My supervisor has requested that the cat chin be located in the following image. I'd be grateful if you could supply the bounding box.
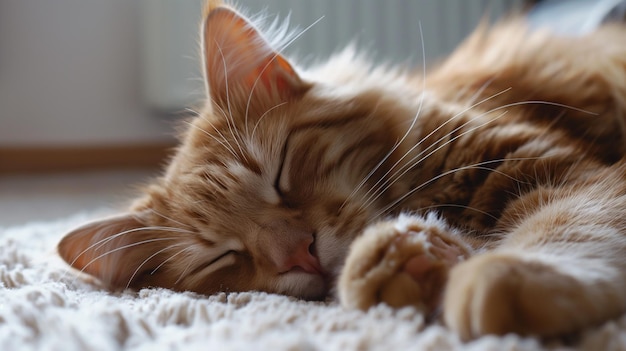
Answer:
[274,272,329,300]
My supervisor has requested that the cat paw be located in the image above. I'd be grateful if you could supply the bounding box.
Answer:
[338,215,470,314]
[444,254,595,339]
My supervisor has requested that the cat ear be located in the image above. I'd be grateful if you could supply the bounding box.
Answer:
[201,6,307,111]
[57,211,175,289]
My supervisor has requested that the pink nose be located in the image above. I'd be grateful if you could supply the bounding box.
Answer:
[280,239,324,275]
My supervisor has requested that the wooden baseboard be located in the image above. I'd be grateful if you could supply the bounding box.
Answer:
[0,142,177,174]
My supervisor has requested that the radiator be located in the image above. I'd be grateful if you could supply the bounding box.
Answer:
[141,0,523,111]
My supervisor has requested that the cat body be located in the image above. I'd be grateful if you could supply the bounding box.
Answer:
[58,0,626,339]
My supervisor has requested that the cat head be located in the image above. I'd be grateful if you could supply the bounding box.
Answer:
[57,0,422,299]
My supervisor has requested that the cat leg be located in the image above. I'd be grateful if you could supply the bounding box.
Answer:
[444,188,626,339]
[338,214,472,315]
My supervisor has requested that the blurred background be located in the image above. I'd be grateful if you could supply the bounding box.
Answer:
[0,0,522,151]
[7,0,624,225]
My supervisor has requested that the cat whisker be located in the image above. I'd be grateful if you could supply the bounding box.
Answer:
[243,15,325,136]
[467,78,495,105]
[66,225,194,271]
[58,225,193,284]
[175,249,201,285]
[341,22,427,211]
[125,243,188,289]
[361,95,597,214]
[358,87,513,213]
[150,246,196,277]
[380,110,511,194]
[372,156,548,220]
[414,204,500,222]
[70,237,180,287]
[490,100,598,116]
[360,109,511,213]
[364,95,593,211]
[474,231,507,241]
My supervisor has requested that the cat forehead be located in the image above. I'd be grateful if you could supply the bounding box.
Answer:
[171,161,281,215]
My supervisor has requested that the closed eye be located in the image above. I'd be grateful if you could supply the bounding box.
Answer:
[210,250,236,265]
[274,142,288,198]
[190,250,236,276]
[274,134,294,204]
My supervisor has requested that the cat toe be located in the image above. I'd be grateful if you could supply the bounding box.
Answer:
[338,216,470,314]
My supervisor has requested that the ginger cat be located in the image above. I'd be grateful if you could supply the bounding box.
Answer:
[58,0,626,340]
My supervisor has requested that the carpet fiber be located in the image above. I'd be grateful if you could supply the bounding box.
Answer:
[1,211,625,350]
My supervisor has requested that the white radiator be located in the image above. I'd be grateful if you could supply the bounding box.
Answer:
[141,0,523,111]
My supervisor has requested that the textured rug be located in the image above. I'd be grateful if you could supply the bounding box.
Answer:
[1,211,625,351]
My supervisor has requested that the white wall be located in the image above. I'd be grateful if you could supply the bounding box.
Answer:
[0,0,175,146]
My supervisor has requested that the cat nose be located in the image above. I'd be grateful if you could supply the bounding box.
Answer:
[279,239,324,275]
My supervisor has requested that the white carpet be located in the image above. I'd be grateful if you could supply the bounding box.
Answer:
[1,211,625,351]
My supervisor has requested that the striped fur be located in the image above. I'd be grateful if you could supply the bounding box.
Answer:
[59,1,626,339]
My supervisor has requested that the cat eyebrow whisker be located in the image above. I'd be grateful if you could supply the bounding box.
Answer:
[195,104,244,160]
[206,97,228,117]
[184,107,200,116]
[215,40,249,163]
[250,102,288,140]
[243,15,325,137]
[184,120,240,159]
[341,22,427,212]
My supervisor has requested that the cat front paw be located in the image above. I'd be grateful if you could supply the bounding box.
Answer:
[338,214,470,315]
[444,254,597,339]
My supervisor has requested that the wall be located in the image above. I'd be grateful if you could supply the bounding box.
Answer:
[0,0,522,147]
[142,0,523,111]
[0,0,174,146]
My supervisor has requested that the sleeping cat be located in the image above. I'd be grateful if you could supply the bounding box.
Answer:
[58,0,626,340]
